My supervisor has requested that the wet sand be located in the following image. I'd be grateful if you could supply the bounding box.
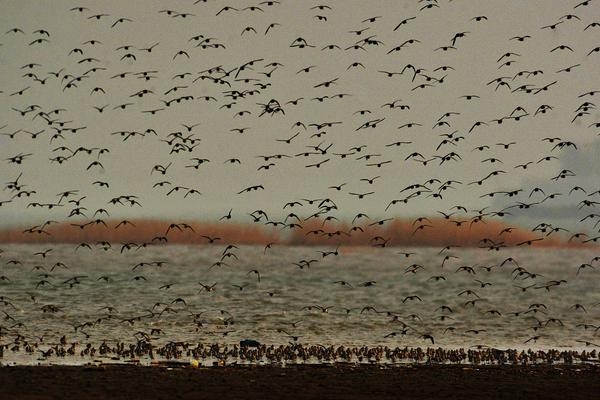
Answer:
[1,364,599,400]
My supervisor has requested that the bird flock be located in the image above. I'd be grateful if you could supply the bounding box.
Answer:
[1,0,600,365]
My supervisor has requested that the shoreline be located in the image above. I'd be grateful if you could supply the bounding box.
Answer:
[0,217,585,248]
[2,344,599,367]
[0,364,599,399]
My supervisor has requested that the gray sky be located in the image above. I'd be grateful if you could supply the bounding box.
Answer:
[1,0,599,232]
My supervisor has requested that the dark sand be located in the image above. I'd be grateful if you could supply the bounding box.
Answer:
[1,364,599,400]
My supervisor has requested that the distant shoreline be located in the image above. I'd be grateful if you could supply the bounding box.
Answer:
[0,218,592,248]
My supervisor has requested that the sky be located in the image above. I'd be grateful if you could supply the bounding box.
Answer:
[1,0,599,235]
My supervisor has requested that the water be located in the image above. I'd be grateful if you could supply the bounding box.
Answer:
[0,244,599,365]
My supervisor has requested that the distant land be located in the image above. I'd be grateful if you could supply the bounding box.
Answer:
[0,218,592,248]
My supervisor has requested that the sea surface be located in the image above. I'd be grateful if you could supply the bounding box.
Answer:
[0,244,599,365]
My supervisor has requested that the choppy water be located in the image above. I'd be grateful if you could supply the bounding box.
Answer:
[1,244,599,365]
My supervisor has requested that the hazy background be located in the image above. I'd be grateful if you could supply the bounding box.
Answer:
[1,0,599,233]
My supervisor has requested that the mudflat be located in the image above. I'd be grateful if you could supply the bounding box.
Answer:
[0,364,599,400]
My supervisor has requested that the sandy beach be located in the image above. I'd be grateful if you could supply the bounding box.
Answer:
[1,364,599,400]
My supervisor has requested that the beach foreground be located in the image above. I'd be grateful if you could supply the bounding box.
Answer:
[1,364,599,400]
